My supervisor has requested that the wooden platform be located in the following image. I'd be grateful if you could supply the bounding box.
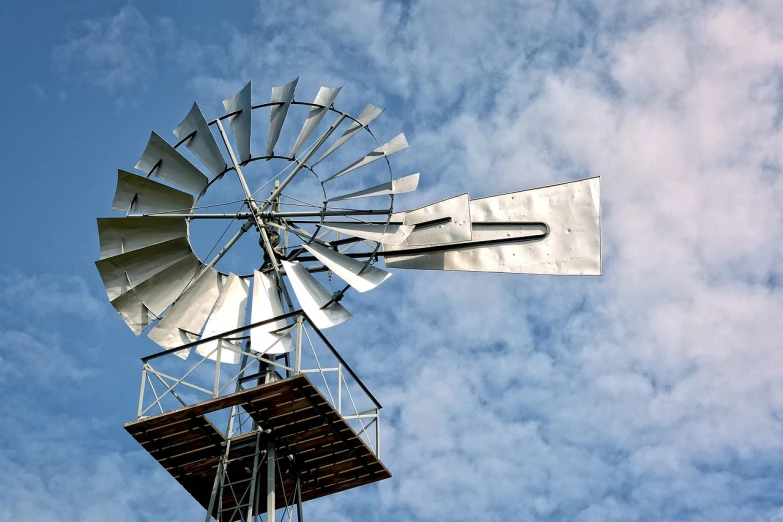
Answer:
[125,374,390,515]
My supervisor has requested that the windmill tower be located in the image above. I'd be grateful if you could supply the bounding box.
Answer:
[95,79,601,521]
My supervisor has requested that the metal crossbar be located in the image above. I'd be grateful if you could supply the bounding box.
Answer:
[135,310,382,457]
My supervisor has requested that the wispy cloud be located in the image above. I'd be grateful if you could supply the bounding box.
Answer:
[51,5,175,92]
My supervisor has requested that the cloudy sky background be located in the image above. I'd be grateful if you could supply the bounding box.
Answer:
[2,0,783,520]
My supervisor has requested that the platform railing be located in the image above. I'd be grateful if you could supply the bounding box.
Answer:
[135,310,382,456]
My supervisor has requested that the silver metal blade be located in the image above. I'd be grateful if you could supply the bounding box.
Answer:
[95,237,193,301]
[388,193,472,247]
[267,78,298,156]
[97,217,187,260]
[320,222,413,246]
[126,254,202,317]
[383,177,602,275]
[290,86,342,157]
[328,173,420,201]
[173,102,228,178]
[324,133,408,182]
[108,291,153,335]
[135,131,209,195]
[197,273,249,364]
[112,170,194,214]
[222,81,252,163]
[302,242,391,293]
[312,103,384,167]
[147,267,225,355]
[281,260,351,329]
[250,271,293,355]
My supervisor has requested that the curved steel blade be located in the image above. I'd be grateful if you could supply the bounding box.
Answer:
[302,242,391,293]
[95,237,193,301]
[222,81,252,163]
[328,173,420,201]
[267,78,298,156]
[109,291,153,336]
[173,102,228,177]
[112,170,194,214]
[125,254,202,317]
[281,260,351,329]
[312,103,384,167]
[135,132,209,195]
[147,267,224,356]
[324,133,408,182]
[98,217,187,259]
[290,86,342,157]
[320,222,413,246]
[197,273,249,364]
[384,177,602,275]
[250,271,293,355]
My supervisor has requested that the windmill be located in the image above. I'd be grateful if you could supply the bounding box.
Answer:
[95,79,601,522]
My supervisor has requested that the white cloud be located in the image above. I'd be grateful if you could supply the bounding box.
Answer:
[0,271,105,321]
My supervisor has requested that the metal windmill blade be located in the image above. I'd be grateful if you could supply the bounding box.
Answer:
[312,103,384,166]
[250,271,293,355]
[173,102,228,177]
[97,217,188,259]
[135,132,209,195]
[319,222,414,245]
[222,81,252,163]
[323,133,408,182]
[147,267,225,356]
[328,173,420,201]
[290,86,342,157]
[112,170,195,214]
[302,242,391,293]
[267,78,298,156]
[282,260,351,329]
[196,273,248,364]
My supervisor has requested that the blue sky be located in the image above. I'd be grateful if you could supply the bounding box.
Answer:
[2,1,783,521]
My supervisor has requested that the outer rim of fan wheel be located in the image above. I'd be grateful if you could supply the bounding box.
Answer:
[174,100,396,288]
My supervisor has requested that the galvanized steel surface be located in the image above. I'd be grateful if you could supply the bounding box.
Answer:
[388,193,473,247]
[320,222,414,245]
[95,236,193,301]
[147,267,225,354]
[328,173,420,201]
[266,78,298,156]
[111,170,194,214]
[221,81,252,163]
[290,86,342,157]
[312,103,384,167]
[135,132,209,195]
[384,177,601,275]
[281,260,352,329]
[97,217,187,259]
[250,271,293,355]
[303,242,392,293]
[173,102,227,177]
[196,273,249,364]
[324,133,408,181]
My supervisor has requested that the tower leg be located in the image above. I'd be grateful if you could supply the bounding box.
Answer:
[267,436,276,520]
[296,472,304,522]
